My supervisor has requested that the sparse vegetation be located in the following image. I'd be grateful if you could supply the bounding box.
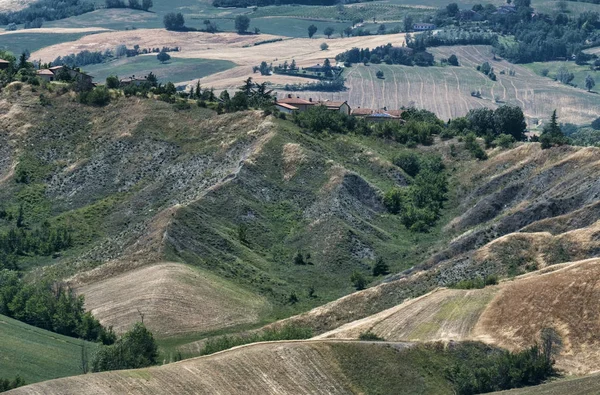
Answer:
[200,325,313,355]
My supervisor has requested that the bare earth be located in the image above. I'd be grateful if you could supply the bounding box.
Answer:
[7,340,405,395]
[76,262,269,337]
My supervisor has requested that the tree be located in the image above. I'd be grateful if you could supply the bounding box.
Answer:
[378,24,386,34]
[128,0,140,9]
[540,110,568,149]
[235,15,250,34]
[141,0,152,11]
[446,2,459,16]
[290,59,297,71]
[105,75,119,89]
[258,61,270,75]
[320,42,329,51]
[376,70,384,79]
[403,15,414,32]
[92,322,158,372]
[556,66,574,85]
[494,105,527,141]
[393,151,421,177]
[350,271,367,290]
[372,257,390,276]
[157,51,170,63]
[324,26,334,38]
[592,117,600,130]
[585,74,595,92]
[293,251,305,265]
[343,26,353,37]
[163,12,185,31]
[308,24,317,38]
[467,107,495,136]
[448,54,459,66]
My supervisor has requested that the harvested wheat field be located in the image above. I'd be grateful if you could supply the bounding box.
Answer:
[6,341,401,395]
[0,0,34,12]
[276,45,600,124]
[316,287,497,342]
[75,262,269,337]
[475,258,600,374]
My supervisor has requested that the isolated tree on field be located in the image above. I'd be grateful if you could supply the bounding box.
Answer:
[259,61,270,75]
[308,24,318,38]
[372,257,390,276]
[235,15,250,34]
[556,66,574,85]
[324,26,335,38]
[376,70,384,79]
[141,0,152,11]
[448,54,459,66]
[585,74,595,92]
[157,50,170,63]
[293,251,305,265]
[320,42,329,51]
[343,26,353,37]
[163,12,185,31]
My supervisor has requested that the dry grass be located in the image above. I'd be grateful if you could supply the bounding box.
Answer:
[8,341,358,395]
[75,262,269,337]
[0,0,34,12]
[0,27,110,35]
[475,258,600,374]
[282,143,306,181]
[316,287,497,342]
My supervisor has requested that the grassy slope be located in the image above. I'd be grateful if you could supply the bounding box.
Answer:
[0,314,99,384]
[82,56,236,84]
[0,32,100,56]
[523,61,599,95]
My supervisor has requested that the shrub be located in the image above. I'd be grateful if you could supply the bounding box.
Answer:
[372,257,390,276]
[320,42,329,51]
[80,86,111,106]
[359,331,385,341]
[92,322,158,372]
[393,151,421,177]
[350,270,367,290]
[494,133,515,149]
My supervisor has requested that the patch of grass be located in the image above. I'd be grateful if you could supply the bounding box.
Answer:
[83,56,236,85]
[0,314,99,384]
[524,61,599,93]
[200,324,313,355]
[0,32,101,55]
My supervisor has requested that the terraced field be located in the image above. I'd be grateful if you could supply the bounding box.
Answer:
[0,314,99,384]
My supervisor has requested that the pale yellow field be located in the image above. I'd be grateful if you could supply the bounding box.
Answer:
[76,262,269,337]
[8,341,362,395]
[0,0,34,12]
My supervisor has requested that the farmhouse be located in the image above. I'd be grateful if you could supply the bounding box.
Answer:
[36,65,93,83]
[0,59,10,70]
[351,108,404,123]
[276,95,351,115]
[275,102,299,114]
[119,75,149,86]
[413,23,436,31]
[319,100,351,115]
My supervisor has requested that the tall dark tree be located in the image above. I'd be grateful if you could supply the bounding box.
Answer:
[308,24,318,38]
[235,15,250,34]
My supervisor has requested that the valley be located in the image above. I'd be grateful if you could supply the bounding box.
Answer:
[1,0,600,393]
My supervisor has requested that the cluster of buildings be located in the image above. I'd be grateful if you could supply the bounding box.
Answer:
[36,65,93,83]
[275,95,404,123]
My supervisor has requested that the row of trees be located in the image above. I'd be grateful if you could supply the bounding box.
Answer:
[105,0,153,11]
[336,44,434,67]
[0,0,95,25]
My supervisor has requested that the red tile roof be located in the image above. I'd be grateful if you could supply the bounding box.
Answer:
[318,101,347,109]
[37,69,55,75]
[276,103,299,110]
[351,108,375,116]
[278,97,314,105]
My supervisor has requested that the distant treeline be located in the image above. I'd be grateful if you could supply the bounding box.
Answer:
[0,0,95,26]
[51,46,179,68]
[407,31,497,50]
[105,0,153,11]
[283,77,346,92]
[336,44,434,66]
[213,0,337,7]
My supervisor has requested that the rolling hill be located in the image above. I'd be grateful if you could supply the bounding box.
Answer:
[0,314,99,384]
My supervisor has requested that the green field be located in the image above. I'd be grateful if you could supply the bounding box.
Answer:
[0,314,99,384]
[0,32,102,56]
[83,56,236,84]
[523,61,599,93]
